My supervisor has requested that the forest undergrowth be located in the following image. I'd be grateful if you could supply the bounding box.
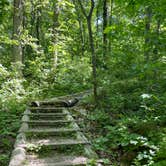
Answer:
[0,0,165,165]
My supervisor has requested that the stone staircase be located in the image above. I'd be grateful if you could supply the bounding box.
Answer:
[9,100,102,166]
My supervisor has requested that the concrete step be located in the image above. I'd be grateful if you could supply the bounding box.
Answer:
[29,107,65,113]
[23,120,79,128]
[28,120,77,129]
[29,115,66,121]
[24,112,68,116]
[25,128,81,134]
[23,119,74,124]
[20,137,89,148]
[25,154,88,166]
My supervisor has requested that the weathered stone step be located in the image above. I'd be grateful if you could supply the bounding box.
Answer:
[28,120,76,128]
[29,115,66,120]
[20,138,89,148]
[29,107,65,110]
[26,133,77,139]
[23,120,79,125]
[25,128,81,134]
[24,112,68,116]
[25,154,88,166]
[29,107,65,113]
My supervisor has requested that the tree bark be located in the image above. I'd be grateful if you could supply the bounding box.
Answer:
[13,0,24,63]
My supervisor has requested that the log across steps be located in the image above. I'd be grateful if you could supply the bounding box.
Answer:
[9,99,103,166]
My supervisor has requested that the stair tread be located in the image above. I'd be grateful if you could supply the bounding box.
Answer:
[29,107,66,110]
[24,113,67,116]
[26,154,88,166]
[22,137,89,147]
[23,120,75,123]
[25,128,80,133]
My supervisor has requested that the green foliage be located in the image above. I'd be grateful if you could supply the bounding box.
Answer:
[0,154,8,166]
[0,0,165,165]
[0,110,21,166]
[0,63,25,110]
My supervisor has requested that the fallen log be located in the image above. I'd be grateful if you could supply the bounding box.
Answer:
[31,98,79,107]
[30,90,92,107]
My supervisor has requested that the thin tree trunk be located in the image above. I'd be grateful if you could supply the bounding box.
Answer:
[96,0,101,49]
[79,20,85,57]
[13,0,23,63]
[153,18,161,59]
[108,0,114,53]
[96,5,99,35]
[36,2,41,45]
[103,0,108,59]
[72,0,85,57]
[30,0,35,35]
[144,6,152,62]
[78,0,98,104]
[36,13,40,45]
[22,1,26,63]
[52,1,60,68]
[87,19,97,103]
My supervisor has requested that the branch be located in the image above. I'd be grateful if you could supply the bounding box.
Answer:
[88,0,95,19]
[78,0,95,19]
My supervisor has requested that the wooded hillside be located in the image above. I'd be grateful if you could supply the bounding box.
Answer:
[0,0,165,165]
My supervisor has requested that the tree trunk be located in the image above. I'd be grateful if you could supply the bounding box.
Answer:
[96,0,101,49]
[108,0,114,54]
[87,19,97,104]
[153,18,161,59]
[96,5,99,35]
[22,1,26,63]
[13,0,23,63]
[103,0,108,59]
[72,0,85,57]
[79,20,85,57]
[36,10,40,45]
[30,0,35,35]
[144,6,152,62]
[52,1,60,68]
[36,0,42,45]
[78,0,98,104]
